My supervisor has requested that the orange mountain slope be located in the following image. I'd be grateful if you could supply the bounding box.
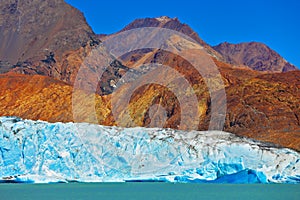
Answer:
[1,62,300,151]
[0,1,300,151]
[0,73,111,124]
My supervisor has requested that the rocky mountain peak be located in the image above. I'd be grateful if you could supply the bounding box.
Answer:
[121,16,201,43]
[0,0,108,85]
[0,0,96,65]
[155,16,174,23]
[120,16,224,60]
[213,42,297,72]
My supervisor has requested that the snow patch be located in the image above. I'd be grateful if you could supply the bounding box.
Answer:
[155,16,172,23]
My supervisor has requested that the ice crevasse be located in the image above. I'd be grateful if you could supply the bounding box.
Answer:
[0,116,299,183]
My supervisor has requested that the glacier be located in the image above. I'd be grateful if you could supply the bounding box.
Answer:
[0,116,299,184]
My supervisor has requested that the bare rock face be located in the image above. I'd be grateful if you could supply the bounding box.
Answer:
[213,42,297,72]
[0,0,105,84]
[112,16,224,60]
[0,0,95,63]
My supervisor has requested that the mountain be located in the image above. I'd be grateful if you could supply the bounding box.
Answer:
[0,0,121,87]
[106,16,298,73]
[97,17,300,150]
[0,0,94,64]
[0,1,300,152]
[1,117,299,183]
[101,16,224,60]
[213,42,297,72]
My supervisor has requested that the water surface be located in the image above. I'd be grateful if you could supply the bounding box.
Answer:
[0,183,299,200]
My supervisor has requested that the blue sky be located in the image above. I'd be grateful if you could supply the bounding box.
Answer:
[66,0,299,68]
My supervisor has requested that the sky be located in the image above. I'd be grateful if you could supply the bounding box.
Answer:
[65,0,300,68]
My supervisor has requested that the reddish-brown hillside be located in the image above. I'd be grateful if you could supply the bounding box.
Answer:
[0,2,299,151]
[213,42,297,72]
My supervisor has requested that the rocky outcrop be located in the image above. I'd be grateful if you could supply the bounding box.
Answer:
[0,0,96,63]
[213,42,297,72]
[0,0,122,90]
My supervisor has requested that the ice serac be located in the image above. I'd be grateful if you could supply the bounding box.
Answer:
[0,117,299,184]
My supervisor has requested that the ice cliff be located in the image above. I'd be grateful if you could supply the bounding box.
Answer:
[0,117,299,183]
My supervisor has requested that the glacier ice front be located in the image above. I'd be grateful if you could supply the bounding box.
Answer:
[0,116,299,183]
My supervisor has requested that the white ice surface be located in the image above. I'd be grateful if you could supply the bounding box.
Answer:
[0,117,299,183]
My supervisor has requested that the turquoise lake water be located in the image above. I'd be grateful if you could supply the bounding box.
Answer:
[0,183,299,200]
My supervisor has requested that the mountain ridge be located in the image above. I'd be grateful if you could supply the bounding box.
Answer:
[0,0,96,64]
[104,16,224,61]
[99,15,298,72]
[0,1,300,151]
[0,0,116,87]
[213,41,297,72]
